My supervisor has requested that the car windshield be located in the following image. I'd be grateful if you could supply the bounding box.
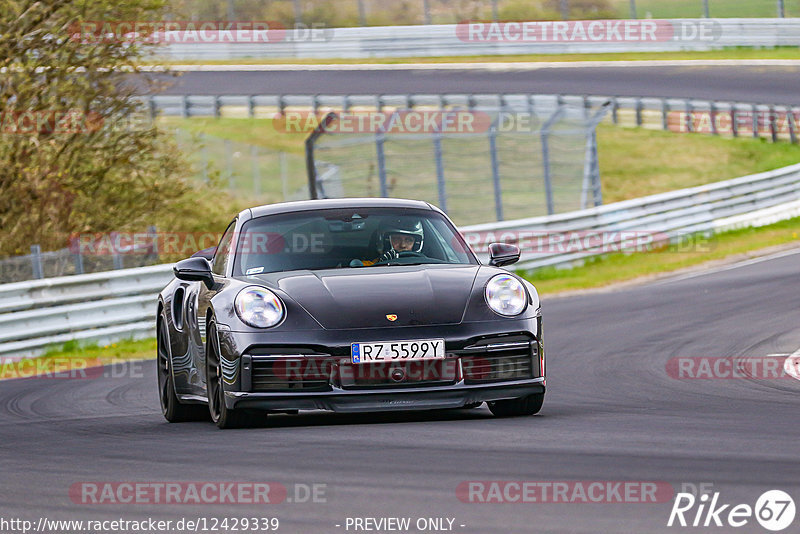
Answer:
[233,207,477,276]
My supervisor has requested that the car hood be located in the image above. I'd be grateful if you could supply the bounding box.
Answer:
[250,265,481,329]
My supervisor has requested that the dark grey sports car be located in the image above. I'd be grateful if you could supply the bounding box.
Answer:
[157,198,545,428]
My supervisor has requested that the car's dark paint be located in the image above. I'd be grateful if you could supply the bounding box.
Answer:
[158,198,545,424]
[488,242,521,267]
[174,257,215,289]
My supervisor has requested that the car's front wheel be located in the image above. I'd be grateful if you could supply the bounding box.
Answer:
[157,319,207,423]
[206,321,261,429]
[487,393,544,417]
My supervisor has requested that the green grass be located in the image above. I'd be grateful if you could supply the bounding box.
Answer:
[153,47,800,65]
[0,338,156,380]
[608,0,793,18]
[523,216,800,294]
[597,124,800,203]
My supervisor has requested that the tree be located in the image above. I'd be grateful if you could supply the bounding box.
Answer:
[0,0,189,255]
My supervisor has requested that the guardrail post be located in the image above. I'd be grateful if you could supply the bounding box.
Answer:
[559,0,569,20]
[112,249,123,270]
[213,95,221,118]
[423,0,431,24]
[433,127,447,212]
[778,0,785,17]
[635,97,643,126]
[292,0,302,25]
[752,104,759,139]
[629,0,637,19]
[540,108,564,216]
[312,94,320,115]
[73,248,84,275]
[611,97,619,124]
[488,121,503,221]
[732,105,739,137]
[181,95,189,118]
[710,101,718,136]
[278,95,286,116]
[305,112,337,199]
[358,0,367,26]
[661,98,668,131]
[769,106,778,142]
[703,0,710,17]
[788,108,798,144]
[30,245,43,280]
[375,130,388,197]
[148,97,157,120]
[248,95,256,118]
[582,102,610,209]
[148,225,158,262]
[685,100,693,132]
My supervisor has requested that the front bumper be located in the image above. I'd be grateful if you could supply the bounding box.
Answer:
[217,317,545,412]
[226,379,545,412]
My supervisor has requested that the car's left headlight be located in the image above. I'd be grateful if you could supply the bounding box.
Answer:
[235,286,284,328]
[485,274,527,317]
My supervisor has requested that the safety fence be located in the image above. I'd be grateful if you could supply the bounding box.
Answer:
[304,101,608,226]
[174,0,797,28]
[2,161,799,360]
[156,18,800,60]
[148,93,800,144]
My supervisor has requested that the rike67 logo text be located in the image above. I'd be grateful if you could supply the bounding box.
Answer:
[668,489,795,531]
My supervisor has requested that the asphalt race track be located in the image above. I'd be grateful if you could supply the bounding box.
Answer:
[152,65,800,105]
[2,249,799,533]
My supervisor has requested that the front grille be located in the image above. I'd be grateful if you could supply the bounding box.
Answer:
[251,356,335,392]
[340,359,458,390]
[458,337,537,384]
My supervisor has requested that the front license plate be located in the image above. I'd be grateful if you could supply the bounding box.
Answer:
[351,339,445,364]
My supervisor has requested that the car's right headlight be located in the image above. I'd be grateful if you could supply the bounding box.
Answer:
[485,274,527,317]
[234,286,284,328]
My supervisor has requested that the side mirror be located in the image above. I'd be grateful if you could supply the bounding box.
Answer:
[174,257,215,289]
[191,246,216,260]
[488,242,520,267]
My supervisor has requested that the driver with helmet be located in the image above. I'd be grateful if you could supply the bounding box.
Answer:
[358,219,424,266]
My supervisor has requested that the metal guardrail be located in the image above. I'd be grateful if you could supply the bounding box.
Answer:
[2,162,799,360]
[148,93,800,144]
[463,163,800,269]
[157,19,800,60]
[0,265,173,360]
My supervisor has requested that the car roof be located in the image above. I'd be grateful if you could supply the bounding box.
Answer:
[245,198,437,219]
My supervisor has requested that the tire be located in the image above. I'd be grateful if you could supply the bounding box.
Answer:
[487,393,544,417]
[206,321,253,429]
[157,318,207,423]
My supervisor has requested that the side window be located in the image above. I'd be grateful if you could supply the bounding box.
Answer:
[211,221,236,276]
